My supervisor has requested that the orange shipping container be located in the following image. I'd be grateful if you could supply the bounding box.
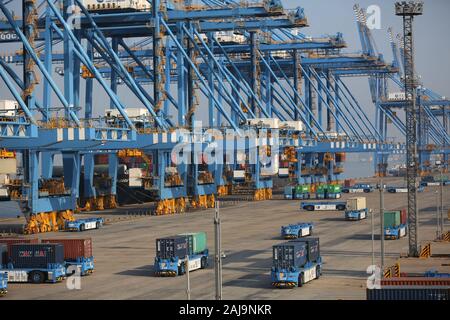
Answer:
[41,238,93,260]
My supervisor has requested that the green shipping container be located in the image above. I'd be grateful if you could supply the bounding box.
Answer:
[384,211,401,228]
[316,185,326,193]
[327,184,341,193]
[178,232,207,254]
[295,185,309,194]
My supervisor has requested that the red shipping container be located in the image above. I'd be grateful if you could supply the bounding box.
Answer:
[381,277,450,287]
[344,179,355,187]
[0,238,39,258]
[41,238,93,260]
[400,209,407,225]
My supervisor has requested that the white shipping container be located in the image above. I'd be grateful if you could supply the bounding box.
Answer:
[278,168,289,176]
[128,168,143,187]
[279,121,304,131]
[388,92,406,101]
[0,99,18,117]
[248,118,279,129]
[105,108,150,119]
[346,197,366,211]
[82,0,151,11]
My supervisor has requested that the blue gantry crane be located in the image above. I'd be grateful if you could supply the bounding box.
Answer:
[0,0,437,234]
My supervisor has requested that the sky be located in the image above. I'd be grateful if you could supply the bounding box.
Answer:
[0,0,449,141]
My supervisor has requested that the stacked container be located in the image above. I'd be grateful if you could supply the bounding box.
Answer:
[178,232,207,255]
[384,211,401,228]
[294,185,310,198]
[273,241,308,269]
[41,238,93,261]
[290,237,320,263]
[346,197,367,211]
[156,236,189,259]
[0,238,39,261]
[315,185,326,199]
[284,186,294,199]
[8,244,64,269]
[400,209,407,225]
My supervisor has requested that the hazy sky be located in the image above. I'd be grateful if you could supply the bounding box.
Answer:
[0,0,448,138]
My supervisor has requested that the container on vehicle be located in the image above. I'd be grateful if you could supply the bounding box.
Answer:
[284,186,294,197]
[272,242,307,269]
[290,237,320,263]
[344,179,355,187]
[0,238,39,259]
[156,236,189,259]
[384,211,401,228]
[178,232,207,254]
[400,209,407,225]
[295,185,309,194]
[316,185,326,194]
[41,238,93,260]
[327,184,341,193]
[346,197,366,211]
[8,243,64,268]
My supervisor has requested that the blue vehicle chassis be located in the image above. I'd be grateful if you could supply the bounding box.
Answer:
[65,217,104,232]
[65,257,95,276]
[384,224,407,240]
[0,263,66,283]
[345,208,368,221]
[281,222,314,239]
[271,259,322,288]
[154,250,209,277]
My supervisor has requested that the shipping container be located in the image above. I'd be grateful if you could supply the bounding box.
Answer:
[367,288,449,300]
[156,236,189,259]
[284,186,294,197]
[0,238,39,259]
[327,184,341,193]
[248,118,279,129]
[344,179,355,187]
[41,238,93,260]
[178,232,207,254]
[381,277,450,287]
[290,237,320,263]
[316,185,326,194]
[346,197,367,211]
[384,211,401,228]
[295,185,310,194]
[272,242,308,269]
[83,0,151,12]
[9,244,64,269]
[400,209,407,225]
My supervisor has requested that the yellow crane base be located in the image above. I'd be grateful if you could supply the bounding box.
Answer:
[217,185,229,196]
[154,197,187,215]
[24,210,75,234]
[253,188,273,201]
[190,194,215,209]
